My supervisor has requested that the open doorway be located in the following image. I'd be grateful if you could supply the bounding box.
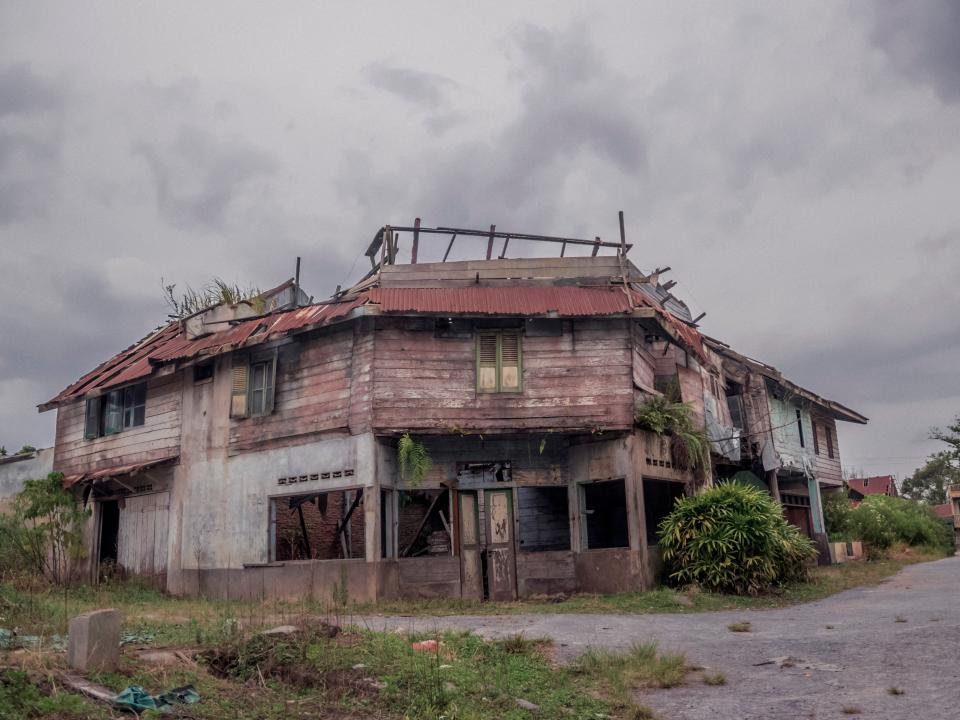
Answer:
[98,500,119,580]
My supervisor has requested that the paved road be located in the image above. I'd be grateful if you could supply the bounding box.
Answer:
[366,556,960,719]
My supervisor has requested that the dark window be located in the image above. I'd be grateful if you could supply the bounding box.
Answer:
[643,479,686,545]
[581,479,629,550]
[122,383,146,429]
[85,382,147,439]
[812,421,820,455]
[826,426,835,459]
[518,486,570,552]
[796,409,805,448]
[248,360,273,416]
[194,362,214,383]
[271,489,365,561]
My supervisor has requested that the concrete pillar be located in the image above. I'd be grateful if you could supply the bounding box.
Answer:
[68,609,121,672]
[766,470,781,503]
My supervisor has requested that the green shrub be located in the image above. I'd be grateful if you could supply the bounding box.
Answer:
[634,396,711,476]
[822,489,852,540]
[658,481,817,595]
[847,495,952,554]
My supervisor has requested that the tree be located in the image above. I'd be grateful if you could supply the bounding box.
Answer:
[0,472,90,585]
[900,452,959,505]
[931,414,960,464]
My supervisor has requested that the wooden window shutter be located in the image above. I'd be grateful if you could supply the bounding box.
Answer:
[264,349,278,415]
[812,421,820,455]
[230,359,249,418]
[84,397,101,439]
[477,333,498,393]
[499,332,521,391]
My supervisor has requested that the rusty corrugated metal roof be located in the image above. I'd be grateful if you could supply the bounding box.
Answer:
[63,454,179,488]
[369,286,635,316]
[45,298,366,407]
[45,279,706,408]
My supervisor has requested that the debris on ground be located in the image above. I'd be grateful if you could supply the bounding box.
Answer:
[411,639,439,652]
[0,628,68,651]
[114,683,200,712]
[516,697,541,711]
[753,656,841,672]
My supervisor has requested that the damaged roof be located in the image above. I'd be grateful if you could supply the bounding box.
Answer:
[703,335,868,424]
[41,274,704,410]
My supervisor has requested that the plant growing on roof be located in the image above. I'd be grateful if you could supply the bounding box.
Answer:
[162,277,264,318]
[398,433,432,488]
[634,395,711,478]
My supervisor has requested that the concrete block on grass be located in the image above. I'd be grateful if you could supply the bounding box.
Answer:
[68,608,121,672]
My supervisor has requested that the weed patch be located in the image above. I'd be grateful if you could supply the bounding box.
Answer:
[727,622,751,633]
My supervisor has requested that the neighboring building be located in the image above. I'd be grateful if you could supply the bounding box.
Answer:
[701,338,867,555]
[847,475,898,503]
[0,447,54,512]
[39,223,867,601]
[948,484,960,547]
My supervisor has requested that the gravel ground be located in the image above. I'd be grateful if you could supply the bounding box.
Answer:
[365,555,960,719]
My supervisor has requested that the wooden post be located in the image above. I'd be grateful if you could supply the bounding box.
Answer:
[293,256,301,307]
[411,217,420,265]
[486,225,496,260]
[443,233,457,262]
[618,210,626,257]
[591,236,601,256]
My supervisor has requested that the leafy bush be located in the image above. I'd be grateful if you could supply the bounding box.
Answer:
[634,396,711,475]
[847,495,952,555]
[822,489,853,540]
[0,472,89,586]
[658,481,817,595]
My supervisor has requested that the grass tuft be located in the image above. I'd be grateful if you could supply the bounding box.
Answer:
[842,706,862,714]
[702,671,727,686]
[727,621,752,633]
[888,686,905,696]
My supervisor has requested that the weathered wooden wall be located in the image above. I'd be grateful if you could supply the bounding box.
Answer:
[812,414,842,483]
[229,327,357,454]
[371,317,633,434]
[53,373,181,476]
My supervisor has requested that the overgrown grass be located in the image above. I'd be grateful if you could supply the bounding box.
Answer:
[570,642,687,715]
[0,669,107,720]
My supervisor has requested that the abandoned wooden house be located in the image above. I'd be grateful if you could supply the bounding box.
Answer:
[39,221,867,602]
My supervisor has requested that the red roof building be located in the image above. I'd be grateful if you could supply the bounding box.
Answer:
[847,475,898,502]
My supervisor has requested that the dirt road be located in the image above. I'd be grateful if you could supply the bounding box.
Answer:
[367,556,960,719]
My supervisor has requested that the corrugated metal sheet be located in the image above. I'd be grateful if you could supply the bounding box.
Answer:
[46,298,365,406]
[62,454,179,488]
[369,286,634,316]
[47,281,707,407]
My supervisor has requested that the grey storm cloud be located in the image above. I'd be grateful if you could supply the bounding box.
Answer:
[0,63,64,223]
[133,126,277,230]
[869,0,960,103]
[0,3,958,480]
[365,63,457,106]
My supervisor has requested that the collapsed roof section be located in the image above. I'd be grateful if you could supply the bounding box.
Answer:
[703,335,868,425]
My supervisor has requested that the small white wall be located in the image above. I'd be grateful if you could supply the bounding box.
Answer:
[0,448,54,511]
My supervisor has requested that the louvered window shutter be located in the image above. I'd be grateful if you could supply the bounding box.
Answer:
[499,332,521,391]
[84,397,101,439]
[477,333,499,393]
[230,360,249,418]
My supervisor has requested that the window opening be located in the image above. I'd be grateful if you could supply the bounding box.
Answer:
[518,486,570,552]
[812,420,820,455]
[581,479,629,550]
[826,426,835,459]
[796,409,805,448]
[456,461,512,486]
[194,362,214,383]
[271,489,365,561]
[643,479,685,545]
[398,489,451,557]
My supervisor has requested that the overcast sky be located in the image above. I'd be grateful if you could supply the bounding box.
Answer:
[1,2,958,480]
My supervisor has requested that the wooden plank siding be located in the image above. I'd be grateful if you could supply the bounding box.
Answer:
[371,317,634,434]
[812,414,843,484]
[228,326,358,454]
[53,374,181,476]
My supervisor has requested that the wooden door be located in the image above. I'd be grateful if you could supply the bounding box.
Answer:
[484,489,517,601]
[458,492,483,600]
[117,492,169,578]
[784,505,812,538]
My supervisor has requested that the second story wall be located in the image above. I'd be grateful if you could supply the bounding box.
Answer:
[372,316,634,434]
[53,373,182,477]
[811,414,842,484]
